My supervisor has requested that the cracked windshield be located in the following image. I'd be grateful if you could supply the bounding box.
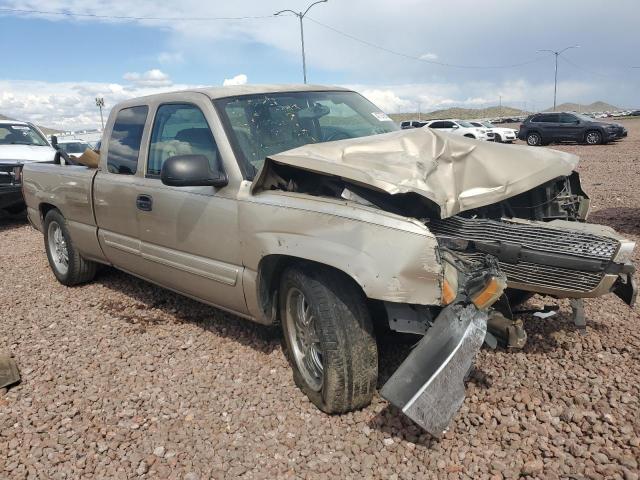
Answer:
[217,91,398,176]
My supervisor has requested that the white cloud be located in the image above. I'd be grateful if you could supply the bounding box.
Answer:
[0,75,607,130]
[419,52,438,60]
[123,69,172,87]
[0,79,198,130]
[223,74,248,86]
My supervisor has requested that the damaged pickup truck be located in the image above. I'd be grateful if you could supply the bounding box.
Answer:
[22,86,636,436]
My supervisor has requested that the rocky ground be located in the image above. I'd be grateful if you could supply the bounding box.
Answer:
[1,120,639,479]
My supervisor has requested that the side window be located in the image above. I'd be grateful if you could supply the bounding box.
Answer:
[106,106,148,175]
[530,115,542,123]
[429,121,444,129]
[147,104,219,177]
[538,114,559,123]
[441,121,455,128]
[559,113,577,123]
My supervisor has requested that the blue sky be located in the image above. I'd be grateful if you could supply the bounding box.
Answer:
[1,0,639,129]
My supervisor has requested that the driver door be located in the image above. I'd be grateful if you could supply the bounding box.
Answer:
[134,96,247,314]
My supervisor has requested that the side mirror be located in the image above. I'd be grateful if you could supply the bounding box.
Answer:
[161,154,228,188]
[452,125,459,129]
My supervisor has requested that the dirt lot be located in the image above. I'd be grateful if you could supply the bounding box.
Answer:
[1,120,639,479]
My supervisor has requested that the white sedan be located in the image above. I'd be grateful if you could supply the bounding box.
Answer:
[425,119,494,141]
[469,120,518,143]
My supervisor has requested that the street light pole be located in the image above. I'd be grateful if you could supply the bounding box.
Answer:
[275,0,328,84]
[538,45,580,111]
[95,97,105,130]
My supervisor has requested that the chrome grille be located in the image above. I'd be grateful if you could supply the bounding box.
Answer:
[456,252,603,293]
[428,217,618,261]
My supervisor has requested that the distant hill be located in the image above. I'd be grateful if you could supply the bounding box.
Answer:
[545,101,621,112]
[390,105,528,122]
[0,113,61,135]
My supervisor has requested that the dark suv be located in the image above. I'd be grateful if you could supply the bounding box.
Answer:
[518,112,627,146]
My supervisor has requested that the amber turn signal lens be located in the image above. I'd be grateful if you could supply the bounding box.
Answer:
[471,276,506,310]
[442,279,457,305]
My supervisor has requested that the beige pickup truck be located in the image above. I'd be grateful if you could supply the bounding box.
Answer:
[22,85,636,435]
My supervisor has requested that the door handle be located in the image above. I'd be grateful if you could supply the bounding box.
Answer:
[136,194,153,211]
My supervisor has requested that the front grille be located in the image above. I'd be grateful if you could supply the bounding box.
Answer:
[0,166,17,186]
[499,261,602,292]
[428,217,618,261]
[429,216,621,295]
[455,252,604,293]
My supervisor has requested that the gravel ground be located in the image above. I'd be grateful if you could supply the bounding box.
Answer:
[1,120,639,479]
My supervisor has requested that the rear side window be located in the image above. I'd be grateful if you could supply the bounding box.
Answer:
[106,106,148,175]
[429,121,446,128]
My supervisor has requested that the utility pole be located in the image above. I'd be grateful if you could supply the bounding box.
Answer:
[275,0,328,84]
[499,95,502,117]
[538,46,580,111]
[95,97,105,130]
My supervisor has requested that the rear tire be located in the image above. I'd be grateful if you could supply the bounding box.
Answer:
[526,132,542,146]
[280,264,378,414]
[464,134,476,139]
[44,209,97,286]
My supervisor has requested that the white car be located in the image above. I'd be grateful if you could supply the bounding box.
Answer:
[0,121,56,164]
[425,119,494,141]
[470,120,518,143]
[1,121,56,213]
[56,138,93,156]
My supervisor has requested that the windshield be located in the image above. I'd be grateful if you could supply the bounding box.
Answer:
[481,121,496,128]
[457,120,475,128]
[214,91,398,178]
[59,141,91,154]
[573,113,597,122]
[0,124,49,146]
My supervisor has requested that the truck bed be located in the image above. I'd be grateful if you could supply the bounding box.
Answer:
[22,163,106,262]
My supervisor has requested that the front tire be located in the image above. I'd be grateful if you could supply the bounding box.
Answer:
[44,209,97,286]
[585,130,602,145]
[527,132,542,146]
[495,133,502,143]
[280,264,378,414]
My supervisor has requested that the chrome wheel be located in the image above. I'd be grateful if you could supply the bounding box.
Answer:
[284,287,323,391]
[527,133,541,146]
[47,221,69,276]
[586,131,601,145]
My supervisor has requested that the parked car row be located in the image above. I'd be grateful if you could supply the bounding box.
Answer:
[400,119,517,143]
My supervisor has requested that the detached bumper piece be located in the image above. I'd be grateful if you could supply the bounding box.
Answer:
[0,354,20,389]
[380,303,488,437]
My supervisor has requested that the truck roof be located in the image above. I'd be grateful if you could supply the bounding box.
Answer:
[114,84,351,108]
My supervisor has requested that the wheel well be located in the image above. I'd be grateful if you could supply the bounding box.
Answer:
[39,203,58,222]
[256,255,367,325]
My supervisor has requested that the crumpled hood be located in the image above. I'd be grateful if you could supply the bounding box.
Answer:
[0,144,56,164]
[252,127,579,218]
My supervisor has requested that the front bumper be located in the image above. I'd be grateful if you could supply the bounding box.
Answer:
[0,163,24,211]
[0,186,23,211]
[381,303,488,437]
